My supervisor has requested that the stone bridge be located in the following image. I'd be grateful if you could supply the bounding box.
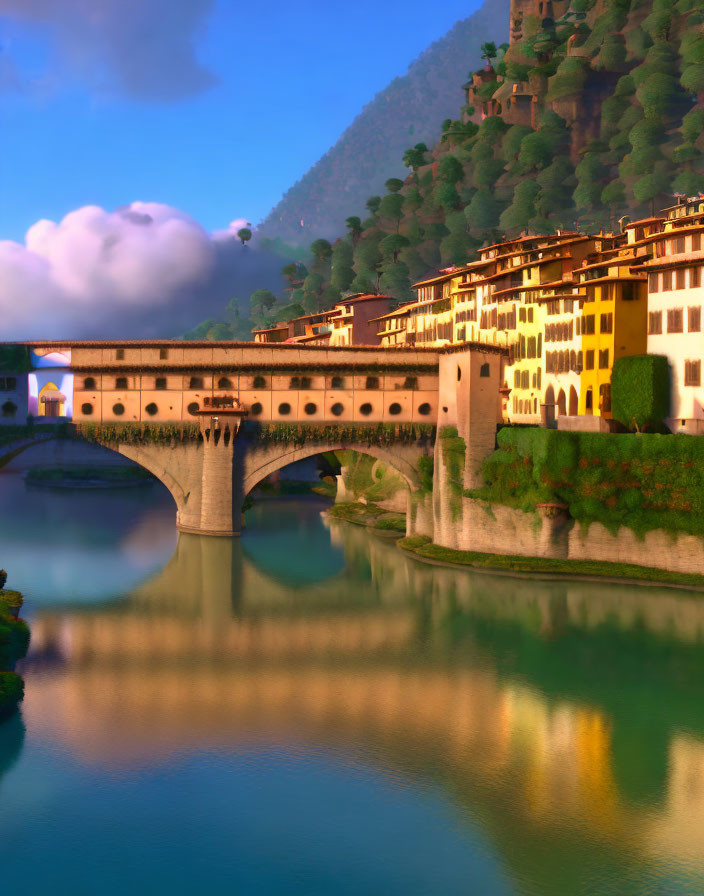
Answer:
[29,340,506,537]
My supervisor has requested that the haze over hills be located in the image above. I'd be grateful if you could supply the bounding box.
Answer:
[257,0,510,244]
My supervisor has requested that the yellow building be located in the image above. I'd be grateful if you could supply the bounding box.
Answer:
[575,254,648,418]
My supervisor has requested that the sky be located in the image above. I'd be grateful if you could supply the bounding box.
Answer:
[0,0,483,339]
[0,0,483,242]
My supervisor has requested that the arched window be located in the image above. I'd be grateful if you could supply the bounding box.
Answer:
[189,376,203,390]
[218,377,233,389]
[253,375,266,389]
[331,376,344,389]
[84,377,96,390]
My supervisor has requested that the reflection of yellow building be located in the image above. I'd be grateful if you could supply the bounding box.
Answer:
[37,381,65,417]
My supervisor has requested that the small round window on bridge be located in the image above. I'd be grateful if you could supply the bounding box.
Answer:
[304,403,317,416]
[359,403,373,416]
[145,403,158,416]
[187,402,199,416]
[331,403,344,417]
[418,403,432,416]
[278,402,291,416]
[251,402,263,416]
[112,403,125,416]
[389,403,402,416]
[81,402,93,415]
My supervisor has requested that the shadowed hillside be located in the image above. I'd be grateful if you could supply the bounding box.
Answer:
[257,0,510,243]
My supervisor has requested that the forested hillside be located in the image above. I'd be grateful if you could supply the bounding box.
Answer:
[190,0,704,340]
[256,0,510,244]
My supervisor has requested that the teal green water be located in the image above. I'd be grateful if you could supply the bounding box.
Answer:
[1,472,704,895]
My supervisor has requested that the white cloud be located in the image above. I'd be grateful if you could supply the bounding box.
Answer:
[0,202,219,338]
[0,0,217,100]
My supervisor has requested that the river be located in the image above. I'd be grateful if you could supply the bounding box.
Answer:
[1,470,704,895]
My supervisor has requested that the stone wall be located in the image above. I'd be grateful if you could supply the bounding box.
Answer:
[433,497,704,579]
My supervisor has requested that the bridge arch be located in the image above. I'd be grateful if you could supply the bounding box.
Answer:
[241,441,422,501]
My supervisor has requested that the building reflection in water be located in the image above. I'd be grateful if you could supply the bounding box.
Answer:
[19,515,704,883]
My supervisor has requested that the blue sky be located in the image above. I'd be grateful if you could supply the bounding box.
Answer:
[0,0,483,243]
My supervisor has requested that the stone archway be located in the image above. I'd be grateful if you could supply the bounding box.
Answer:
[569,386,578,416]
[557,389,566,418]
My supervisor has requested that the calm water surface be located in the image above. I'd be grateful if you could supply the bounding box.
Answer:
[1,470,704,895]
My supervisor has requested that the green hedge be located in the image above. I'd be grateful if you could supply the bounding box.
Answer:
[471,427,704,537]
[0,673,24,720]
[611,355,670,431]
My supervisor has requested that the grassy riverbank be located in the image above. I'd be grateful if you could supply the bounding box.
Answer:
[397,537,704,591]
[0,588,28,719]
[26,465,153,485]
[326,502,407,534]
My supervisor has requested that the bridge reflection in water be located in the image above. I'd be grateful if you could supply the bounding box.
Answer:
[22,518,704,889]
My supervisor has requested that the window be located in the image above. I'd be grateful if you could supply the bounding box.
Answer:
[621,281,637,301]
[694,234,702,252]
[359,402,373,416]
[1,400,17,418]
[537,333,542,356]
[480,363,490,377]
[289,376,300,389]
[576,317,581,336]
[418,403,431,416]
[685,360,701,387]
[159,348,168,360]
[253,375,266,389]
[689,307,701,333]
[189,376,203,390]
[514,370,520,387]
[84,377,96,390]
[155,377,167,390]
[667,308,684,333]
[218,377,233,389]
[583,315,595,335]
[648,311,663,335]
[0,377,16,391]
[519,307,526,323]
[116,349,124,360]
[300,376,311,390]
[585,389,593,411]
[116,377,128,390]
[527,337,536,359]
[599,349,609,369]
[145,402,158,416]
[663,271,672,291]
[331,402,344,417]
[403,376,418,390]
[676,268,686,290]
[331,376,344,389]
[673,237,686,254]
[585,350,595,370]
[457,366,462,382]
[81,402,93,415]
[648,272,659,293]
[527,307,534,323]
[112,403,125,416]
[692,267,701,289]
[278,402,291,416]
[187,402,200,416]
[388,403,402,415]
[250,402,263,416]
[365,376,379,390]
[599,384,611,413]
[304,402,317,415]
[521,370,529,390]
[600,313,613,334]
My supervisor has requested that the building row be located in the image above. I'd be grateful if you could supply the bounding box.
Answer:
[255,196,704,433]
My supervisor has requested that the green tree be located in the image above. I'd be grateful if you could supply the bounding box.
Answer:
[366,196,382,215]
[330,239,355,294]
[385,178,404,193]
[481,41,498,63]
[437,154,464,184]
[345,216,363,243]
[206,323,234,341]
[379,193,404,230]
[379,234,409,264]
[237,227,252,247]
[402,143,428,174]
[310,239,332,266]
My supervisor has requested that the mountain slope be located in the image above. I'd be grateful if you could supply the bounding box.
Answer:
[257,0,510,244]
